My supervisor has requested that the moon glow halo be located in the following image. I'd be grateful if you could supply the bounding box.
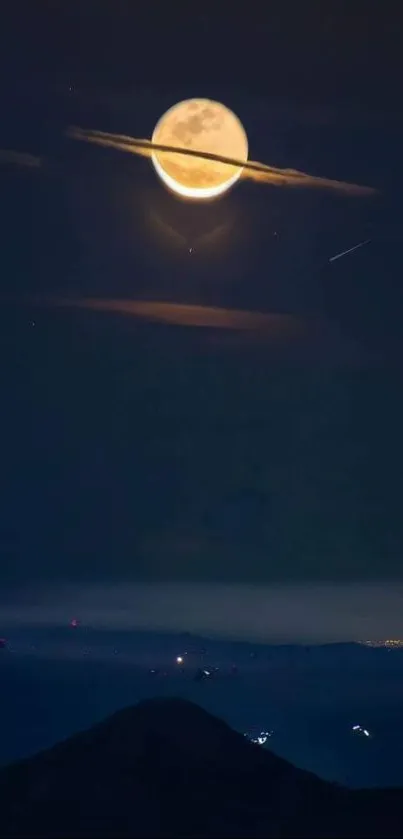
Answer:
[151,99,249,200]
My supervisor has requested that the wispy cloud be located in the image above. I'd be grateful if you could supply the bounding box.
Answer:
[0,149,42,168]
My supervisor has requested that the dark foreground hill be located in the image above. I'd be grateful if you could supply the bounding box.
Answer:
[0,697,402,837]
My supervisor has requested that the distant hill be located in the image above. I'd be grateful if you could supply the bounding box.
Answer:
[0,697,402,837]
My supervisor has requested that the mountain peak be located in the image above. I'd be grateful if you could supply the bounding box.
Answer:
[89,695,271,773]
[0,698,402,837]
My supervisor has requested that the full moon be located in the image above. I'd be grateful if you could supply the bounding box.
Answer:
[151,99,248,200]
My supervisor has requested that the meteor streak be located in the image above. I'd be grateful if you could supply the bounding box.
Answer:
[329,239,371,262]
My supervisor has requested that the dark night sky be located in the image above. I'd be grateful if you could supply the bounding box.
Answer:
[0,1,403,624]
[2,2,403,789]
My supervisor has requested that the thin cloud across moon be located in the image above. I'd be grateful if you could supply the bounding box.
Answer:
[68,101,376,199]
[151,99,248,199]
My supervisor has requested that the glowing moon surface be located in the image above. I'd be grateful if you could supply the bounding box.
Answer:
[151,99,248,200]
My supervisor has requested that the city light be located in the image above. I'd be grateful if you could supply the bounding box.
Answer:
[352,725,372,738]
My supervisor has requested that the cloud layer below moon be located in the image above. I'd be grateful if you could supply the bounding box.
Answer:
[68,126,376,197]
[34,296,299,334]
[1,581,402,643]
[15,296,364,363]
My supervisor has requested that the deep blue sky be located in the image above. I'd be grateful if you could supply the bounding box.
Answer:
[1,2,401,107]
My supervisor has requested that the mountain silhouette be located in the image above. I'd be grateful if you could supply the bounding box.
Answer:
[0,697,402,837]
